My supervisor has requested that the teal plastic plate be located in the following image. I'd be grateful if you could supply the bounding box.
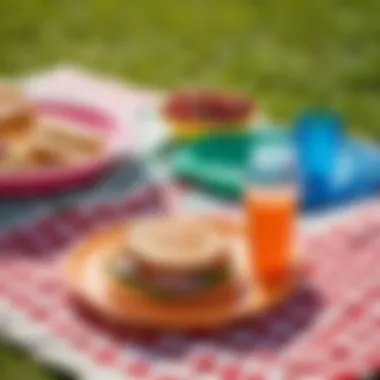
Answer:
[168,132,253,199]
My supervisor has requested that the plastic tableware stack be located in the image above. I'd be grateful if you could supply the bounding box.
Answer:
[162,90,254,140]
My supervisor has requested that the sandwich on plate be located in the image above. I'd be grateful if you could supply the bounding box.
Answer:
[0,81,35,141]
[109,217,242,308]
[28,117,105,165]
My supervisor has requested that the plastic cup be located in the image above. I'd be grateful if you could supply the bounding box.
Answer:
[294,110,343,183]
[244,127,299,284]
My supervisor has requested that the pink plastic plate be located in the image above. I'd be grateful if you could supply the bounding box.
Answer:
[0,100,126,197]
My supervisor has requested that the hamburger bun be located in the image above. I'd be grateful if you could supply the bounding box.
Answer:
[127,218,227,270]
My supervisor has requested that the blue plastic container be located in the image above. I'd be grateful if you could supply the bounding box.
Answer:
[294,110,344,207]
[294,110,343,182]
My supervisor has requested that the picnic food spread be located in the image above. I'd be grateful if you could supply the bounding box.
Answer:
[28,117,104,165]
[2,73,378,378]
[0,82,105,172]
[163,90,253,139]
[110,218,240,305]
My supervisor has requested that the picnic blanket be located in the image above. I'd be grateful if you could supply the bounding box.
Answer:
[0,67,379,380]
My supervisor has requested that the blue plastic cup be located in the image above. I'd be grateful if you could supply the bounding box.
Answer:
[294,110,343,184]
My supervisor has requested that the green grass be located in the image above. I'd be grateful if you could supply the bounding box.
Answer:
[0,342,73,380]
[1,0,380,138]
[0,0,379,378]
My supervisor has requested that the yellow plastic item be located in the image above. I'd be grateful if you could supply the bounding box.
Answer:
[166,117,250,140]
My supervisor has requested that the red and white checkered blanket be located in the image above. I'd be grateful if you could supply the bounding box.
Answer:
[0,68,379,380]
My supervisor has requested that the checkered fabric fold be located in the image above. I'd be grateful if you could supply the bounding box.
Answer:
[1,188,380,380]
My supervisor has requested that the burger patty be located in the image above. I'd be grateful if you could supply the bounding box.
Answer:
[111,254,231,301]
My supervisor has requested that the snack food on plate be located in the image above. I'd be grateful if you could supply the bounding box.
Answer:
[0,80,108,173]
[28,117,105,165]
[0,81,35,141]
[34,117,104,155]
[0,142,11,169]
[163,90,253,139]
[109,218,240,306]
[0,111,105,171]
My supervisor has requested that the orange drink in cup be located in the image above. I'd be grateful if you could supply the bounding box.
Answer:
[245,186,297,283]
[244,128,298,284]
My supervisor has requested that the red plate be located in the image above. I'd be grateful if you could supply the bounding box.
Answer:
[0,100,126,197]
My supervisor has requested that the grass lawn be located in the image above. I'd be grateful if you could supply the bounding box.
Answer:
[0,0,380,378]
[1,0,380,138]
[0,342,73,380]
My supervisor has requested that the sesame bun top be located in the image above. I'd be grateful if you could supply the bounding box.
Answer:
[126,218,228,270]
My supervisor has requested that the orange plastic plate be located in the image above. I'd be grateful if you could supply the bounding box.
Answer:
[64,217,300,330]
